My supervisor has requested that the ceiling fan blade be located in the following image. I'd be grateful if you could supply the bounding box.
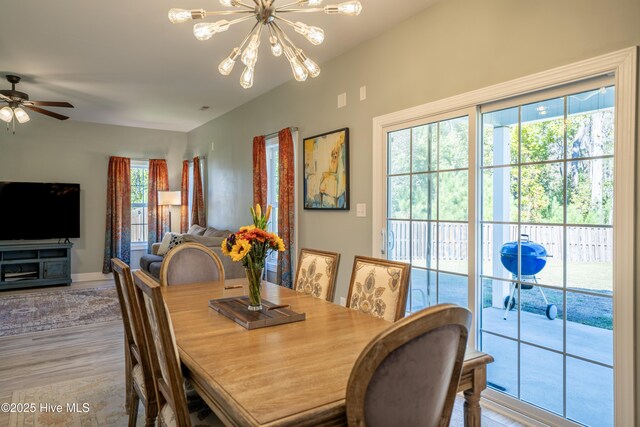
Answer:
[25,100,74,108]
[25,106,70,121]
[0,93,10,102]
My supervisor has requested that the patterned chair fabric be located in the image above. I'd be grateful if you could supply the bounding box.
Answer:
[346,256,410,322]
[294,248,341,302]
[346,304,472,427]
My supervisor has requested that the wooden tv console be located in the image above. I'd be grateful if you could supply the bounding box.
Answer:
[0,243,72,291]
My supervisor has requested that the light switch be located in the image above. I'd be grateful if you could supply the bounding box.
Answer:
[337,92,347,108]
[356,203,366,217]
[360,86,366,101]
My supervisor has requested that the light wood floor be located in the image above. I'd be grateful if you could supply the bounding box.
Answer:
[0,280,123,427]
[0,279,521,427]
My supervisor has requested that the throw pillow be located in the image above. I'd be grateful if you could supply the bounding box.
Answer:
[157,232,184,256]
[203,227,230,238]
[187,224,207,236]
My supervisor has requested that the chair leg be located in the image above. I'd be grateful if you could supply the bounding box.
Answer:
[124,349,132,414]
[128,392,140,427]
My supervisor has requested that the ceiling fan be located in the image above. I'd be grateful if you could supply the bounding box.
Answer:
[0,75,74,131]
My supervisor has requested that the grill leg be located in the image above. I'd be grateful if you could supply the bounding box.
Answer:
[534,276,550,305]
[503,284,517,320]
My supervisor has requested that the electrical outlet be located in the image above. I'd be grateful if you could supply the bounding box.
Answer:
[340,297,346,306]
[356,203,366,217]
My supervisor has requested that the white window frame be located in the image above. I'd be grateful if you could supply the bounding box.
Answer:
[131,159,149,250]
[372,48,636,426]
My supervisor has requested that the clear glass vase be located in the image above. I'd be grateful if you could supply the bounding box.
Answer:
[245,265,263,311]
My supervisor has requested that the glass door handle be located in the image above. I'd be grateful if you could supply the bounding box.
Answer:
[380,230,386,254]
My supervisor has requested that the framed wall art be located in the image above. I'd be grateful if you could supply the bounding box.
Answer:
[303,127,349,210]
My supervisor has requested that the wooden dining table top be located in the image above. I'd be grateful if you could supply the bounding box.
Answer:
[161,278,492,426]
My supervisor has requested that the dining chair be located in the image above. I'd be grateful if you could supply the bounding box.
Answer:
[346,303,472,427]
[159,242,225,286]
[346,256,411,322]
[293,248,341,302]
[111,258,158,427]
[132,270,224,427]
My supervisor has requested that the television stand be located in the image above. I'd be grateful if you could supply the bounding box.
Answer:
[0,243,72,291]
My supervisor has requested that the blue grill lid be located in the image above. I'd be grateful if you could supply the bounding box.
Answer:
[500,235,548,276]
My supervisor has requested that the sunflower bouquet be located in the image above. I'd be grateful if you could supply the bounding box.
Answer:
[221,204,284,310]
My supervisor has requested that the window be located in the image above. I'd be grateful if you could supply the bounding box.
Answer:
[131,161,148,245]
[266,137,279,271]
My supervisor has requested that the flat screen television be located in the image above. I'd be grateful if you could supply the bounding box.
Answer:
[0,182,80,240]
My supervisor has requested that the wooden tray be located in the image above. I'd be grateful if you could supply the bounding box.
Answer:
[208,296,305,330]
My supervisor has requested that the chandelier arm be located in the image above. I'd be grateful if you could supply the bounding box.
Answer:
[233,1,256,9]
[275,8,324,13]
[277,1,305,8]
[272,21,300,51]
[202,10,256,15]
[235,22,261,53]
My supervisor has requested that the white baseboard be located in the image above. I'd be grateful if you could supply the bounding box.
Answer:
[71,272,112,282]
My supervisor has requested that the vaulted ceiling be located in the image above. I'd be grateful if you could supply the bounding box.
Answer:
[0,0,439,132]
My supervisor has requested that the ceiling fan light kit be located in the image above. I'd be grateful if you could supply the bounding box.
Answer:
[168,0,362,89]
[0,75,74,134]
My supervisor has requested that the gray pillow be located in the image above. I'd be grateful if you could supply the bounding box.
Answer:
[183,234,225,248]
[203,227,231,238]
[187,224,207,235]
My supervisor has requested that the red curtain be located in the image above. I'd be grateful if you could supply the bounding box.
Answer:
[103,156,131,273]
[277,128,295,288]
[148,159,169,253]
[180,160,189,233]
[252,135,267,208]
[191,156,206,227]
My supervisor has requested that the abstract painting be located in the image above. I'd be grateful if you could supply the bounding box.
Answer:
[303,128,349,210]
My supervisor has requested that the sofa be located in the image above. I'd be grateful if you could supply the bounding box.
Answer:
[139,224,246,281]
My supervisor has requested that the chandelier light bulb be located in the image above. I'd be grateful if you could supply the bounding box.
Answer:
[284,47,308,82]
[193,20,230,40]
[240,66,254,89]
[241,36,260,67]
[168,8,203,24]
[293,22,324,45]
[218,48,240,76]
[269,36,283,57]
[0,106,13,123]
[325,1,362,15]
[13,107,30,124]
[297,50,320,78]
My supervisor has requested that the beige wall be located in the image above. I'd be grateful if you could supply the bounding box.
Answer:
[188,0,640,298]
[0,119,188,274]
[187,0,640,417]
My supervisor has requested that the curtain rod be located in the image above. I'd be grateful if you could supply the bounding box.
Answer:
[263,126,298,140]
[108,156,205,162]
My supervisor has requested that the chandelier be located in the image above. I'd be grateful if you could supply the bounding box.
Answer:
[168,0,362,89]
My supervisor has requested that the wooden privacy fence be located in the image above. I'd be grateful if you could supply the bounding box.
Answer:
[389,222,612,263]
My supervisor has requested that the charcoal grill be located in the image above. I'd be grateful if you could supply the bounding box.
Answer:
[500,234,557,320]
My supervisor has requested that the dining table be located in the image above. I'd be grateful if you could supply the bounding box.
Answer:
[161,278,493,427]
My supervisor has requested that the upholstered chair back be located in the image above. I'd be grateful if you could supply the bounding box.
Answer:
[346,256,410,322]
[346,304,471,427]
[133,270,191,426]
[159,242,225,286]
[294,248,341,302]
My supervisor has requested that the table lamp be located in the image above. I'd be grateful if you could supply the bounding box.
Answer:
[158,190,181,232]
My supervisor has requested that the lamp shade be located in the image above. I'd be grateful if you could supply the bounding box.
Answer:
[158,190,182,206]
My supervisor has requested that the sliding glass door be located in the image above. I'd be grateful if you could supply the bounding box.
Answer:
[384,111,473,314]
[479,84,615,426]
